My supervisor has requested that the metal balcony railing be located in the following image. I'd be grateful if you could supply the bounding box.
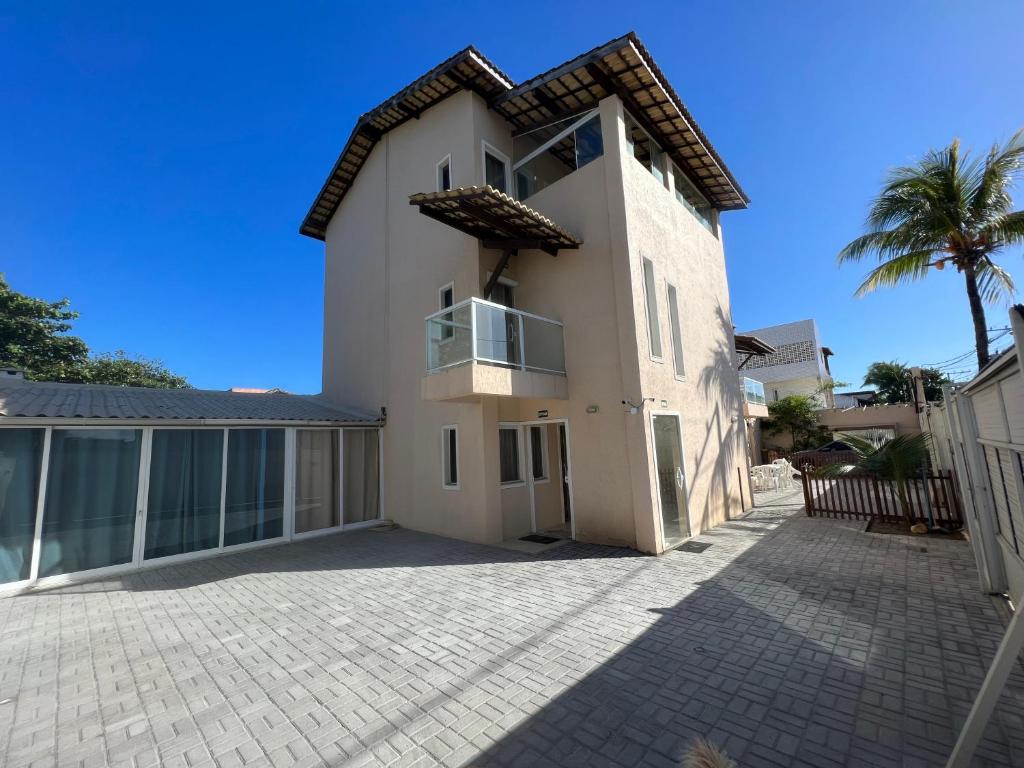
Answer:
[425,298,565,375]
[742,377,766,405]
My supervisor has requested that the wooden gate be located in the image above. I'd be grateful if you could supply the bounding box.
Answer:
[801,469,964,526]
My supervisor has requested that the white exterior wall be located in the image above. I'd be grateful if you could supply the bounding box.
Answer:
[739,319,833,406]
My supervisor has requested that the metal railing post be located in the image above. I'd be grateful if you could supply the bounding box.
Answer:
[471,299,478,363]
[517,312,526,370]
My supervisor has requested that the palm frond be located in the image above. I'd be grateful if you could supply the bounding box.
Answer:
[975,259,1017,304]
[970,129,1024,222]
[981,210,1024,248]
[853,250,934,296]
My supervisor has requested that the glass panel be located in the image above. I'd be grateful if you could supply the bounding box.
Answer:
[0,428,44,584]
[343,430,380,524]
[295,430,340,534]
[427,302,472,371]
[145,429,223,560]
[643,258,662,358]
[224,429,284,546]
[742,377,766,405]
[485,151,507,193]
[667,284,684,377]
[438,159,451,191]
[474,302,519,365]
[522,315,565,373]
[653,415,689,546]
[499,428,520,483]
[513,114,604,201]
[673,164,714,233]
[574,115,603,169]
[40,429,142,577]
[530,426,546,480]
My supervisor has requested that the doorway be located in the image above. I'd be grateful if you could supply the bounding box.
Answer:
[651,412,690,548]
[518,418,574,540]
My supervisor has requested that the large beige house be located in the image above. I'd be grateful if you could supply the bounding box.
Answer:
[301,33,753,554]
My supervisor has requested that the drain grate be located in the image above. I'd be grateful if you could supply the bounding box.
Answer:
[520,534,560,544]
[678,541,712,553]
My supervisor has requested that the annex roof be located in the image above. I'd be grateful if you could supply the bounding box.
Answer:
[299,47,513,240]
[0,379,380,425]
[301,32,746,240]
[734,334,776,357]
[409,186,581,255]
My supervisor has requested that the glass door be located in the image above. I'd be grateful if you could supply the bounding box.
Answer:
[652,414,690,548]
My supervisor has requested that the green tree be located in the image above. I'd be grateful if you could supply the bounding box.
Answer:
[0,274,88,381]
[0,275,189,388]
[762,395,830,451]
[863,361,950,404]
[838,131,1024,370]
[824,433,931,528]
[81,351,189,389]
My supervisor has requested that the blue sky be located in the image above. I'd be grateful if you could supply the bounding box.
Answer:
[3,1,1022,392]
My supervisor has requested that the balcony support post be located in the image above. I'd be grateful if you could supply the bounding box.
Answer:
[484,248,516,300]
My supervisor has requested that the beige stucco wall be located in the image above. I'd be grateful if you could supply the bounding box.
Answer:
[817,404,923,436]
[322,88,750,553]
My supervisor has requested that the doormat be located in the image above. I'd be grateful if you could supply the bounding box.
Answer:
[520,534,560,544]
[678,541,712,553]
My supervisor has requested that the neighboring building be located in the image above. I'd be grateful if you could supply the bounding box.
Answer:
[737,319,835,407]
[302,32,752,554]
[832,389,878,408]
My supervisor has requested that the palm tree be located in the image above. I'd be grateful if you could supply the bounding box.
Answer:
[824,433,931,528]
[839,131,1024,370]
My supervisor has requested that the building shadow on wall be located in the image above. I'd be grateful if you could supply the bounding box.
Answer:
[690,303,747,533]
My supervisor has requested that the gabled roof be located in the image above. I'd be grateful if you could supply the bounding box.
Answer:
[300,47,513,240]
[301,33,747,241]
[409,186,581,256]
[492,33,748,210]
[0,379,380,424]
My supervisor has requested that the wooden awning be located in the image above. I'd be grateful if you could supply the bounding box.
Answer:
[492,33,748,211]
[409,186,582,256]
[734,334,776,357]
[300,47,513,240]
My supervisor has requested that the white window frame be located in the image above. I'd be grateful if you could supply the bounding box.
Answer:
[436,154,452,192]
[666,282,685,380]
[442,425,459,490]
[498,424,525,487]
[528,424,550,483]
[481,142,511,194]
[641,257,663,362]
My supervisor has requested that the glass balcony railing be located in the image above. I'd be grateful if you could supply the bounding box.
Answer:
[425,298,565,375]
[742,377,766,406]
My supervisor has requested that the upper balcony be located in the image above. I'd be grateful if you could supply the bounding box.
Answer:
[742,377,769,419]
[422,298,568,401]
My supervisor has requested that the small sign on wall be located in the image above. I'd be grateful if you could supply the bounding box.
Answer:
[537,410,549,419]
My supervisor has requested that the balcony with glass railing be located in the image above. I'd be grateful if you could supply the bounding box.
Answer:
[741,377,769,418]
[422,298,568,401]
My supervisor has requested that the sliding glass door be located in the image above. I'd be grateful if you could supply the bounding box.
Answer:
[295,429,340,534]
[39,429,142,577]
[343,430,380,525]
[224,429,285,547]
[145,429,223,560]
[0,429,45,585]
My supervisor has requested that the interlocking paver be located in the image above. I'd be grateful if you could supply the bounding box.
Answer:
[1,491,1024,766]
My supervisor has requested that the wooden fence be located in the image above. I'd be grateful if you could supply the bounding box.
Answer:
[801,469,964,527]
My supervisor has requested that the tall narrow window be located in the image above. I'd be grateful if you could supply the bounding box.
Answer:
[666,283,685,378]
[145,429,223,560]
[529,425,548,481]
[642,258,662,359]
[439,282,454,340]
[343,429,380,524]
[437,156,452,191]
[0,428,44,584]
[294,429,341,534]
[442,426,458,489]
[499,427,521,484]
[224,428,285,546]
[484,145,509,193]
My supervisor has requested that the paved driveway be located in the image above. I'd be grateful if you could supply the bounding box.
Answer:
[2,494,1024,768]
